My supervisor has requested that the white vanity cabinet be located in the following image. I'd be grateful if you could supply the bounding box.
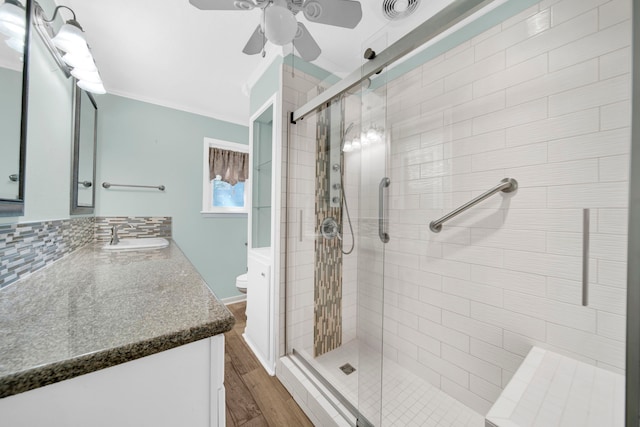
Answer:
[244,250,274,374]
[0,335,226,427]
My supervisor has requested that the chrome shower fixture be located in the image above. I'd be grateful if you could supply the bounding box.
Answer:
[321,217,339,240]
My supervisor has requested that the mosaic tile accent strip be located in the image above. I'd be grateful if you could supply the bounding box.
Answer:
[0,217,95,289]
[94,217,172,242]
[314,105,343,357]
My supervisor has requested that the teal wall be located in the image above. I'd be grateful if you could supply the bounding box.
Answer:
[250,54,337,116]
[250,57,282,117]
[95,94,249,299]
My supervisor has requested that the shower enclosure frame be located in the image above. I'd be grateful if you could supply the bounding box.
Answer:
[281,0,640,424]
[291,0,497,123]
[625,0,640,424]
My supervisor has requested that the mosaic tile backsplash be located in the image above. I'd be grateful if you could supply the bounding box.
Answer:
[0,216,172,289]
[0,217,95,289]
[94,217,172,242]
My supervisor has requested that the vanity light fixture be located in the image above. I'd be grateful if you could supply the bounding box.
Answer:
[0,0,26,53]
[32,1,105,94]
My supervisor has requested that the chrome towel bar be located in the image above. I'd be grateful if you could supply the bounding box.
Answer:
[102,182,165,191]
[429,178,518,233]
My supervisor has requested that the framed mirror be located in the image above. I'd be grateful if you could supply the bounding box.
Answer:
[70,86,96,214]
[0,0,30,217]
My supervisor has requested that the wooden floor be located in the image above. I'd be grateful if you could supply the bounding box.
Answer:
[225,302,313,427]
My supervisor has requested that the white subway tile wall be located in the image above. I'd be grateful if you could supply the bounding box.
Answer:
[382,0,630,415]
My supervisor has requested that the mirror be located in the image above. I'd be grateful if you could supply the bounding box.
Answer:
[70,86,96,214]
[0,0,29,216]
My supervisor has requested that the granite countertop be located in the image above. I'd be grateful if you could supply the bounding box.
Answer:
[0,240,235,399]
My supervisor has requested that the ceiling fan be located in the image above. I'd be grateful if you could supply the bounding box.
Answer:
[189,0,363,62]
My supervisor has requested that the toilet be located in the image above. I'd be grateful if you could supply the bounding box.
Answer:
[235,273,248,294]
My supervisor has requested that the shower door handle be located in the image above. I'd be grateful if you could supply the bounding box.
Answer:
[379,177,390,243]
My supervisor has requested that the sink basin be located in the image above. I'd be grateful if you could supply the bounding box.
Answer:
[102,237,170,251]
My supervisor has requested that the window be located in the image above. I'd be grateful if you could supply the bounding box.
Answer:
[202,138,249,216]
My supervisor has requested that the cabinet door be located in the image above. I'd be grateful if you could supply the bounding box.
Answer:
[245,256,271,368]
[0,338,218,427]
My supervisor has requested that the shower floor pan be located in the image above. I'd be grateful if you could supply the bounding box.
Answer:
[299,340,484,426]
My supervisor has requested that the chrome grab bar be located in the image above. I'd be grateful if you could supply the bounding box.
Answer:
[78,180,92,188]
[379,177,390,243]
[429,178,518,233]
[102,182,165,191]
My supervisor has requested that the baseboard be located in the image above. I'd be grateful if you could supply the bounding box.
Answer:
[222,294,247,305]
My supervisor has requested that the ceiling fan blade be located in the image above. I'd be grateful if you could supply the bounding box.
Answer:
[189,0,255,11]
[242,25,267,55]
[302,0,362,29]
[293,23,321,62]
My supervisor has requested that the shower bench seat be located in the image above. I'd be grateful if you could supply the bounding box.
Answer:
[485,346,624,427]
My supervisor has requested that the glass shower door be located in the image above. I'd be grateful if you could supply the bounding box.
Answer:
[352,36,390,426]
[281,65,390,426]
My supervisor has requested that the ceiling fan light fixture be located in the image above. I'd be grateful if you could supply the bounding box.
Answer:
[190,0,363,61]
[264,0,297,46]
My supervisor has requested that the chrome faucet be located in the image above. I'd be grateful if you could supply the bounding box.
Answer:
[110,224,135,245]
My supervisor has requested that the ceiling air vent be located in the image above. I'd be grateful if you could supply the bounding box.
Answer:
[382,0,420,20]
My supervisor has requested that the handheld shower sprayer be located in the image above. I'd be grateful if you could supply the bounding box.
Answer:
[340,122,353,151]
[339,122,355,255]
